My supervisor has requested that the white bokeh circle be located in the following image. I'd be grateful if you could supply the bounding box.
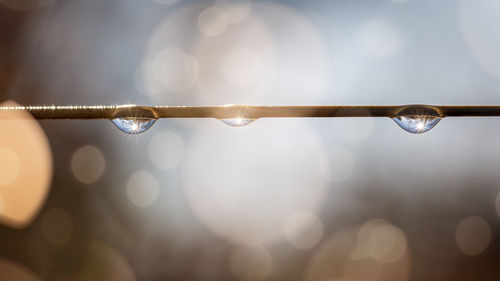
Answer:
[182,120,330,245]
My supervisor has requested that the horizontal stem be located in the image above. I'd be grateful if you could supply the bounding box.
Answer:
[1,104,500,119]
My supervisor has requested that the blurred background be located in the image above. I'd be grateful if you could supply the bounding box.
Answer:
[1,0,500,280]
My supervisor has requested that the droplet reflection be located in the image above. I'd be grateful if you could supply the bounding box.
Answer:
[392,105,442,134]
[111,117,157,134]
[219,117,256,127]
[393,116,441,134]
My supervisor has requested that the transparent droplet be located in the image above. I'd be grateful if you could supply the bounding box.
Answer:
[112,117,157,134]
[393,116,440,134]
[219,118,256,127]
[393,105,442,134]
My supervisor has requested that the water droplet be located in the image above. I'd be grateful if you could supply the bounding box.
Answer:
[112,117,157,134]
[393,116,440,134]
[219,117,256,127]
[392,105,442,134]
[393,116,441,134]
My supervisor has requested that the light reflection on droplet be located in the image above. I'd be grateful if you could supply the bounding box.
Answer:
[230,246,272,281]
[198,7,229,36]
[0,147,20,186]
[455,216,491,255]
[40,207,73,247]
[126,171,160,208]
[111,117,157,134]
[219,117,256,127]
[393,116,441,134]
[284,210,324,249]
[71,145,106,184]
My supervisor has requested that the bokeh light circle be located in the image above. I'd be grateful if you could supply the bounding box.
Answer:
[349,219,408,263]
[71,145,106,184]
[0,100,52,228]
[198,7,230,37]
[142,2,339,105]
[0,258,42,281]
[215,0,252,23]
[40,207,73,247]
[183,120,330,245]
[284,210,324,249]
[455,216,491,255]
[230,246,272,281]
[148,130,184,170]
[0,147,20,187]
[55,241,137,281]
[146,47,199,94]
[126,171,160,208]
[306,222,411,281]
[221,48,264,87]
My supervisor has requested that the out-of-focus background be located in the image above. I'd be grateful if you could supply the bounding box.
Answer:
[1,0,500,280]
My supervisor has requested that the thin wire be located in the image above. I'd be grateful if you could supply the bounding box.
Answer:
[1,104,500,119]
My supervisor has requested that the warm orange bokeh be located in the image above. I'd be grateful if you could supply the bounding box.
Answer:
[0,100,52,228]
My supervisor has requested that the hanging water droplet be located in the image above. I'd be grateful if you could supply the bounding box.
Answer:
[393,105,442,134]
[219,117,256,127]
[112,117,157,134]
[393,116,440,134]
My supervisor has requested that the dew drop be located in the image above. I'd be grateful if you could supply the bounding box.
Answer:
[393,116,441,134]
[112,117,157,134]
[393,105,442,134]
[219,117,256,127]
